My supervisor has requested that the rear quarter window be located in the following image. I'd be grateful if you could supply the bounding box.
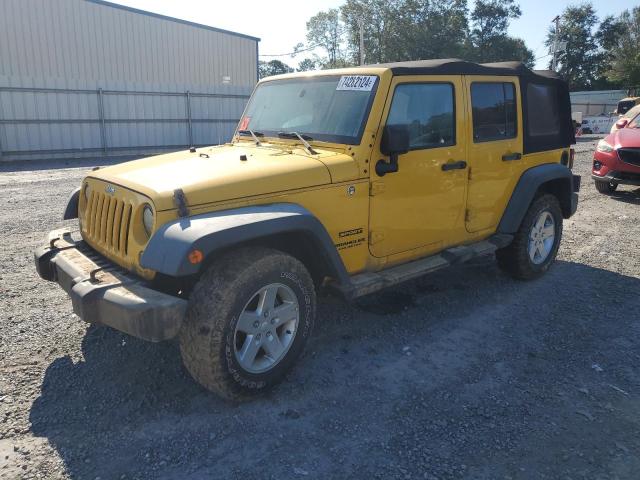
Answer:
[526,84,560,137]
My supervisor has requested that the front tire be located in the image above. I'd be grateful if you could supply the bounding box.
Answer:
[496,194,563,280]
[594,179,617,194]
[179,247,316,400]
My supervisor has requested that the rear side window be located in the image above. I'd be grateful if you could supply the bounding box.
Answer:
[471,82,517,142]
[386,83,455,149]
[526,84,560,137]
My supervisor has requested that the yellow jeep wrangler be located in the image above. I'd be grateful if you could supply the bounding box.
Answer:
[35,59,580,399]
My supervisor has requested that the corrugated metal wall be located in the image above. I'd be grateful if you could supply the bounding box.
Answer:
[0,0,259,161]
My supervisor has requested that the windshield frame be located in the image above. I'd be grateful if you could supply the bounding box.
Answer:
[237,74,380,146]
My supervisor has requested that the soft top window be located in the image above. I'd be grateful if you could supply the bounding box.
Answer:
[526,84,560,137]
[522,76,574,154]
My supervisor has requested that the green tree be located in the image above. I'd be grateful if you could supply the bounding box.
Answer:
[297,58,319,72]
[468,0,533,65]
[393,0,469,61]
[258,60,294,79]
[470,0,520,50]
[596,15,627,51]
[306,8,344,68]
[304,0,532,69]
[341,0,395,64]
[341,0,468,64]
[603,8,640,88]
[545,4,601,90]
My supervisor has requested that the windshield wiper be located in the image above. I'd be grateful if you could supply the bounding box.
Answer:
[238,129,263,146]
[278,131,317,155]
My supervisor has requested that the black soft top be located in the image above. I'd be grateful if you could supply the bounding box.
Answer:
[363,58,560,79]
[364,58,559,79]
[363,58,574,154]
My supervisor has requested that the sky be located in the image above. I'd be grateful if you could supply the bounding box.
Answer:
[111,0,630,70]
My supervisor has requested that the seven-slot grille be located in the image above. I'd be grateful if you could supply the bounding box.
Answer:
[84,190,133,255]
[618,148,640,167]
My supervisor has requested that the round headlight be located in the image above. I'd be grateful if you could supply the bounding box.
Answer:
[142,204,154,236]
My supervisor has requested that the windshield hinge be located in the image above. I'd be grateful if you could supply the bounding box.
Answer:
[369,181,385,196]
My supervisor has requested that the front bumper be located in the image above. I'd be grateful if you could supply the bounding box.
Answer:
[34,229,187,342]
[592,171,640,187]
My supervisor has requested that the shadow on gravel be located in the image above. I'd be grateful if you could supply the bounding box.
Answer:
[575,135,603,143]
[609,188,640,205]
[29,326,225,479]
[28,259,640,479]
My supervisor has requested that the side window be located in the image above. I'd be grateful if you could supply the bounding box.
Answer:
[471,82,517,142]
[386,83,455,149]
[526,83,560,137]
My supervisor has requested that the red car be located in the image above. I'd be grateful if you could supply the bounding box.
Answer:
[592,117,640,194]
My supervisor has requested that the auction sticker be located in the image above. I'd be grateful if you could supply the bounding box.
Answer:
[336,75,377,91]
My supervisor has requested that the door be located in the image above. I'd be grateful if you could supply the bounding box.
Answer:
[464,76,523,232]
[369,76,468,258]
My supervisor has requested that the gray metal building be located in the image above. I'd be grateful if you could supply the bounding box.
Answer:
[0,0,259,162]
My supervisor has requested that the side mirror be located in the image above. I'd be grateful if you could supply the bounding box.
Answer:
[377,124,410,176]
[616,118,629,129]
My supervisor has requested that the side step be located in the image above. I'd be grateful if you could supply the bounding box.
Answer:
[336,234,513,299]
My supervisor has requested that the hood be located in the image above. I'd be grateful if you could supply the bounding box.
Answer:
[88,143,359,211]
[608,127,640,149]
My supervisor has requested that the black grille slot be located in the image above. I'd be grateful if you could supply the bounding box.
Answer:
[618,148,640,167]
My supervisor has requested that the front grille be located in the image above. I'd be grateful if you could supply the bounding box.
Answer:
[84,190,133,255]
[618,148,640,167]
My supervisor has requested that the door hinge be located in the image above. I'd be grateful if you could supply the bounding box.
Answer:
[465,209,473,223]
[369,231,385,245]
[369,181,385,196]
[467,167,472,180]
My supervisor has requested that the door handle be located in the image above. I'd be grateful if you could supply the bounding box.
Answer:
[441,160,467,171]
[502,152,522,161]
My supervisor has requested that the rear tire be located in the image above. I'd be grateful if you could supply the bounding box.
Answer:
[179,247,316,400]
[594,179,617,194]
[496,194,563,280]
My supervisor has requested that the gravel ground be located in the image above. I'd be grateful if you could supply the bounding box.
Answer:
[1,136,640,480]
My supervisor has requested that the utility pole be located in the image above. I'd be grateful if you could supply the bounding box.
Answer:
[358,18,365,66]
[551,15,560,72]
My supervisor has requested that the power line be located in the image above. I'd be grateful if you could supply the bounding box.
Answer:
[260,27,349,57]
[259,44,320,57]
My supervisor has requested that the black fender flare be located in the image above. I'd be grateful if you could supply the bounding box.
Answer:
[498,163,578,234]
[63,187,81,220]
[140,203,350,284]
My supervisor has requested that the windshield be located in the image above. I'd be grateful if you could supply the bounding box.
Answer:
[239,75,379,145]
[623,104,640,119]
